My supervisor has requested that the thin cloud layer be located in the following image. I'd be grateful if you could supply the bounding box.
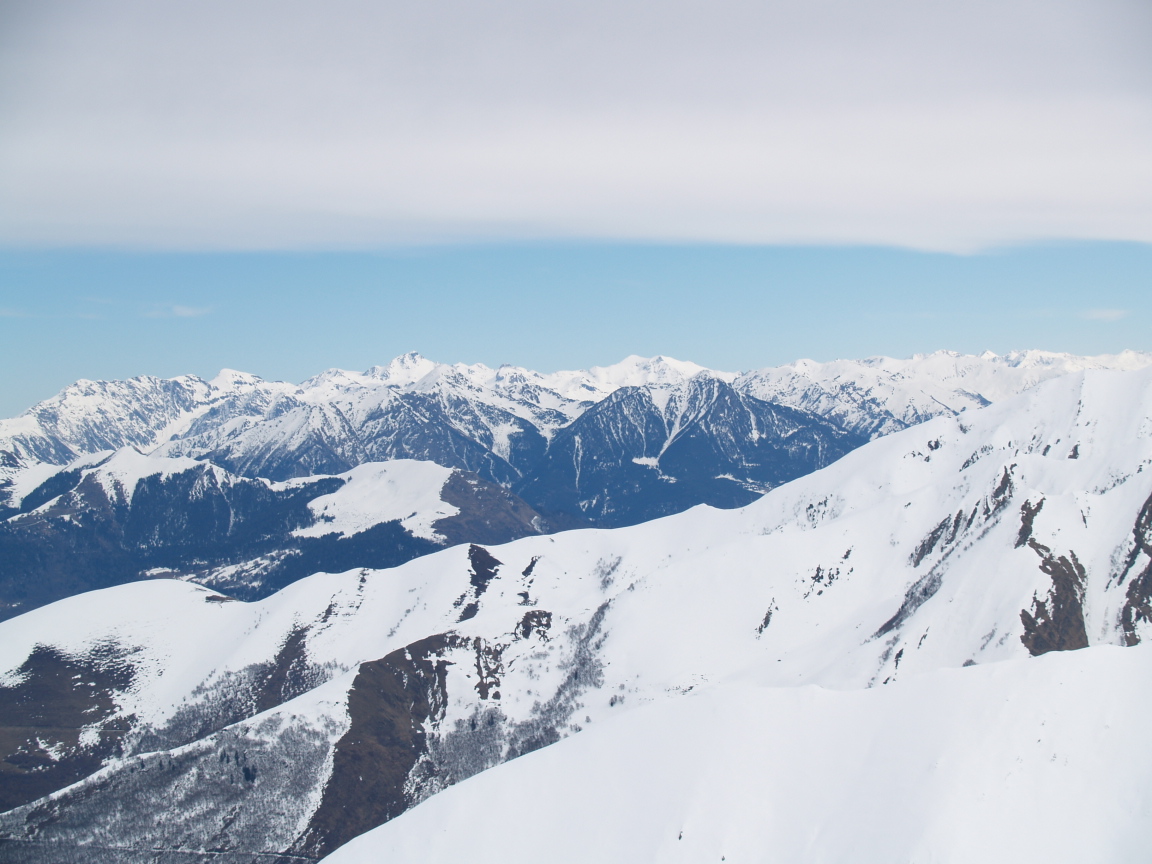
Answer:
[143,305,213,319]
[1,0,1150,250]
[1082,308,1130,322]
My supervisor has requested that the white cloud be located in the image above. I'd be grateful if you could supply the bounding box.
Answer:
[1,0,1150,250]
[1081,308,1130,322]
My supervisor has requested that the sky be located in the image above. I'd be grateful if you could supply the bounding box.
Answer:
[3,0,1151,249]
[1,0,1151,415]
[2,242,1150,417]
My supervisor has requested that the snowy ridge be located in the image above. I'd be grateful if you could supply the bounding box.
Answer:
[4,366,1152,859]
[736,348,1152,437]
[85,448,214,506]
[0,352,856,527]
[0,447,555,618]
[7,349,1147,495]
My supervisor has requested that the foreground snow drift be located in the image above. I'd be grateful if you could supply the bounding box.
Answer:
[325,643,1152,864]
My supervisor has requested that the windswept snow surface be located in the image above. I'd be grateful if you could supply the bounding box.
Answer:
[322,644,1152,864]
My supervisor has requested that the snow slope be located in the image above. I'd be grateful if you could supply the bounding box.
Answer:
[291,460,459,541]
[323,643,1152,864]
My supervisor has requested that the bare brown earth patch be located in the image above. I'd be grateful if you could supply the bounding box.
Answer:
[0,643,135,812]
[291,633,464,859]
[434,471,574,545]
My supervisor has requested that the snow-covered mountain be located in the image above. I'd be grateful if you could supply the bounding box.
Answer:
[517,373,859,526]
[6,349,1146,526]
[737,347,1152,437]
[0,353,712,493]
[4,364,1152,861]
[0,450,554,621]
[0,353,865,618]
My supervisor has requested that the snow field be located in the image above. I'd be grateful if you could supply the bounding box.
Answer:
[321,642,1152,864]
[291,460,459,541]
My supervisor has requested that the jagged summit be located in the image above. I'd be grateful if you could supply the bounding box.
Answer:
[209,368,266,389]
[3,349,1148,520]
[363,351,440,385]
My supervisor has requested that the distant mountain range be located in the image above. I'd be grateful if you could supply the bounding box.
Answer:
[6,350,1148,494]
[4,362,1152,862]
[1,349,1148,620]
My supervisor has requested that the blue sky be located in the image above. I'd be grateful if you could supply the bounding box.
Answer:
[2,1,1150,416]
[1,241,1148,417]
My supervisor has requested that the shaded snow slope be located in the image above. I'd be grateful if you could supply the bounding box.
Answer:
[323,643,1152,864]
[4,366,1152,860]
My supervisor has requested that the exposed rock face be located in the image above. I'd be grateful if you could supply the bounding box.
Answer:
[516,376,864,527]
[0,645,135,813]
[293,634,458,859]
[1020,541,1089,656]
[1015,498,1045,548]
[1117,491,1152,646]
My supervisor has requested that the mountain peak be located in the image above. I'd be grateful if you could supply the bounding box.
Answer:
[583,354,727,390]
[210,369,265,390]
[365,352,441,385]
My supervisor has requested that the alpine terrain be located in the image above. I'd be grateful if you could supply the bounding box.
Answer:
[2,356,1152,862]
[1,349,1146,619]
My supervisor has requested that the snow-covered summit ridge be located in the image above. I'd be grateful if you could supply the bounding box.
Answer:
[323,643,1152,864]
[291,460,459,542]
[737,348,1152,437]
[309,352,718,404]
[3,349,1149,491]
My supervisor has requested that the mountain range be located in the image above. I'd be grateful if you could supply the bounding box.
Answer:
[2,349,1147,620]
[3,355,1152,862]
